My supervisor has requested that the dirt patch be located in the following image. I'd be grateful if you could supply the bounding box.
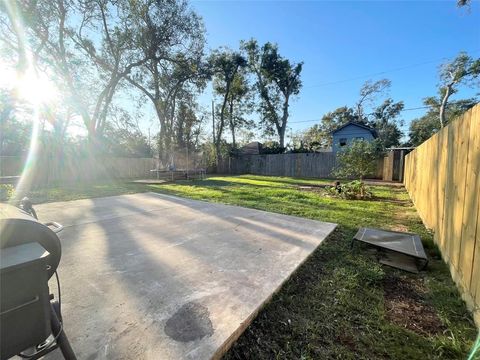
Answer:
[336,332,357,352]
[364,180,405,188]
[297,184,329,192]
[390,224,409,232]
[384,274,445,336]
[390,205,414,232]
[376,196,411,207]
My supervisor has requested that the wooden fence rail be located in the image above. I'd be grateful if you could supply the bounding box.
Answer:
[404,103,480,326]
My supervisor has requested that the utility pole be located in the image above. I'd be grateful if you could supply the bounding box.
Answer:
[212,99,218,166]
[211,100,215,143]
[186,145,189,180]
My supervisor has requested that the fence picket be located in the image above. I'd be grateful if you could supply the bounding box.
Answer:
[404,104,480,326]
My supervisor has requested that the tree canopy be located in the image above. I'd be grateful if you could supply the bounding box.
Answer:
[210,48,247,162]
[297,79,404,151]
[407,97,477,146]
[0,2,476,163]
[437,52,480,127]
[242,39,302,149]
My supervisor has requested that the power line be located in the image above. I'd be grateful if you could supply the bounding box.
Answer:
[303,50,480,89]
[289,105,430,124]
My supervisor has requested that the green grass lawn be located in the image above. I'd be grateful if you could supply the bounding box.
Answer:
[5,175,478,359]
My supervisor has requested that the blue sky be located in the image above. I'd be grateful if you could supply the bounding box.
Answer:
[188,0,480,141]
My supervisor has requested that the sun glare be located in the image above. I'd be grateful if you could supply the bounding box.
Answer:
[0,61,57,199]
[17,68,59,105]
[0,61,59,106]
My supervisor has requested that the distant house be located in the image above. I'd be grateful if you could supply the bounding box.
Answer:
[331,122,377,153]
[240,141,262,155]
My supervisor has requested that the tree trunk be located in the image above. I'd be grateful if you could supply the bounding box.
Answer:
[215,141,222,168]
[229,100,236,149]
[439,84,452,128]
[359,175,364,198]
[154,103,168,166]
[214,84,231,165]
[356,103,363,122]
[279,127,285,149]
[230,122,236,149]
[87,130,101,155]
[279,97,290,149]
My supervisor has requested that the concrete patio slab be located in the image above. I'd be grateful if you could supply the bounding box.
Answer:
[35,193,336,360]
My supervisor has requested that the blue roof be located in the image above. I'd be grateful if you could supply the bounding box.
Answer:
[331,122,377,138]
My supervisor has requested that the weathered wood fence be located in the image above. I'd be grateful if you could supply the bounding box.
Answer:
[404,103,480,325]
[218,152,384,179]
[0,155,156,187]
[218,153,337,178]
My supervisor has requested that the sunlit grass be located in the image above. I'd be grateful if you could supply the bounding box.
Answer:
[21,180,148,203]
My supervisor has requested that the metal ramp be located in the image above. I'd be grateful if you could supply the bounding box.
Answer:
[352,227,428,273]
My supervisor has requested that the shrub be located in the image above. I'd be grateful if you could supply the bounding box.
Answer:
[260,141,286,154]
[333,139,382,181]
[325,180,372,200]
[340,180,372,199]
[0,184,14,201]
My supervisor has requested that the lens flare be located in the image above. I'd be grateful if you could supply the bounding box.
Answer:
[16,67,59,106]
[0,61,58,106]
[1,1,57,200]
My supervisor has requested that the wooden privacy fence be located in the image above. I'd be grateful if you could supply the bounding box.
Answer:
[404,103,480,326]
[0,155,156,187]
[218,152,384,179]
[218,152,337,178]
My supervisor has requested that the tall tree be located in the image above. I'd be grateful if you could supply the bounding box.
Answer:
[457,0,471,7]
[69,0,155,143]
[242,39,303,149]
[0,0,149,144]
[437,52,480,127]
[291,125,323,152]
[101,109,154,157]
[0,1,82,138]
[216,68,253,149]
[368,98,404,148]
[0,89,32,155]
[210,49,246,161]
[407,116,439,147]
[175,100,203,150]
[407,97,477,146]
[313,80,403,149]
[124,0,207,164]
[356,79,391,120]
